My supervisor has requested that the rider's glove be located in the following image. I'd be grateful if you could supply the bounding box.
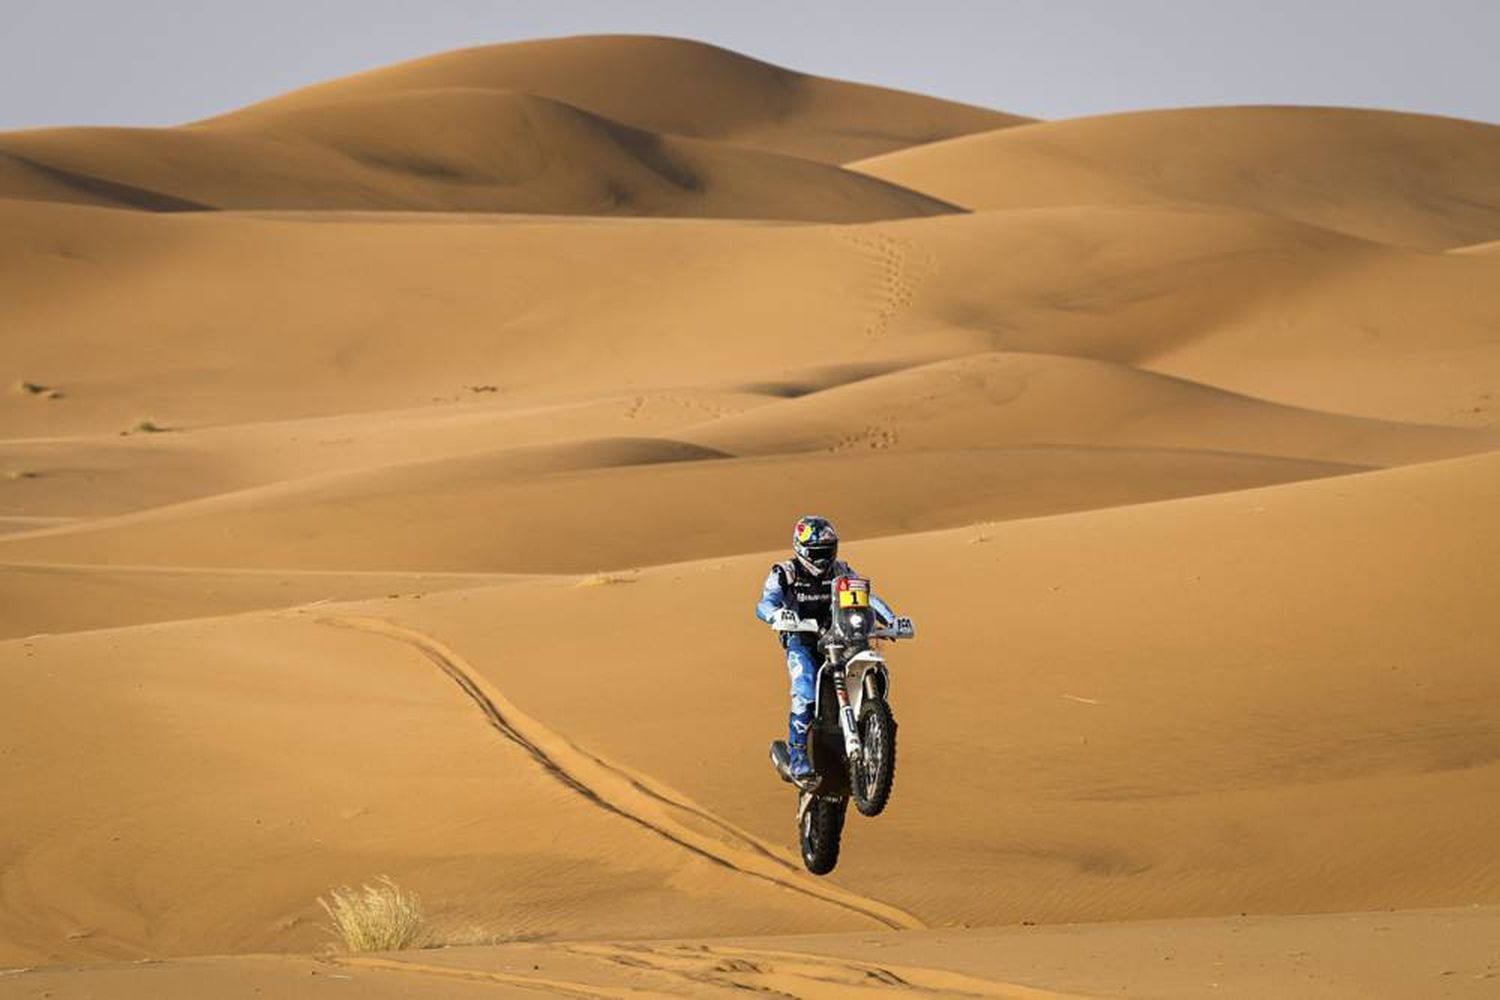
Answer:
[770,608,799,632]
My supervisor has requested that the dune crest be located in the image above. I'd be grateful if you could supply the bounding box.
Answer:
[221,34,1031,163]
[0,88,958,220]
[853,106,1500,249]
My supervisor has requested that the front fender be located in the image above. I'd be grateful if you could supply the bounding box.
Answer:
[847,650,889,714]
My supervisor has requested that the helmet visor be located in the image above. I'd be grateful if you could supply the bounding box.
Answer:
[801,544,836,570]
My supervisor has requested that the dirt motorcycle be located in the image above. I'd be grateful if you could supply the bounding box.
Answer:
[768,574,915,875]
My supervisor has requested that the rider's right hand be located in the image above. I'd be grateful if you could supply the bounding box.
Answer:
[770,608,799,631]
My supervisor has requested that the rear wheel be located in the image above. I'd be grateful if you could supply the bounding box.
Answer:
[850,698,897,817]
[799,796,847,875]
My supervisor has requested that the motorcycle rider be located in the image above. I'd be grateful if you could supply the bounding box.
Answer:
[755,515,898,782]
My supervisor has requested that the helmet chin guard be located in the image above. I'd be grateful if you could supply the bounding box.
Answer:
[792,515,839,575]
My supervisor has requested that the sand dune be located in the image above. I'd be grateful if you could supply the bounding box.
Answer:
[0,89,958,220]
[853,106,1500,249]
[1451,238,1500,255]
[679,352,1498,466]
[0,613,901,966]
[0,34,1027,218]
[0,388,772,520]
[375,450,1500,926]
[3,34,1498,999]
[221,35,1030,164]
[0,199,885,436]
[2,452,1495,966]
[0,444,1364,573]
[16,907,1493,999]
[5,201,1498,443]
[0,563,517,640]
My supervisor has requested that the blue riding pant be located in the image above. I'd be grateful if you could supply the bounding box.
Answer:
[785,638,818,716]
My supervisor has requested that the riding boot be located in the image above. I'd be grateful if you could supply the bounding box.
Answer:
[787,709,814,778]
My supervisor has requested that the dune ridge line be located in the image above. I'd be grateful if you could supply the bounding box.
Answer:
[315,614,923,930]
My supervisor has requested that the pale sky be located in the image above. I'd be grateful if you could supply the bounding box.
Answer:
[2,0,1497,130]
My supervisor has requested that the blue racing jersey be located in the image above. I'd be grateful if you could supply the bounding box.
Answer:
[756,558,895,633]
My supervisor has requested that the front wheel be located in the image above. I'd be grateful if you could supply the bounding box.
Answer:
[849,698,897,817]
[799,796,847,875]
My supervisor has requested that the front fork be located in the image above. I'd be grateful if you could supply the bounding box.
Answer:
[833,669,861,760]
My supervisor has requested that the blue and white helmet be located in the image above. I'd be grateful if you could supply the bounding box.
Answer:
[792,515,839,575]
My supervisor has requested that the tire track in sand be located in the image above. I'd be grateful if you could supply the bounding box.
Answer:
[321,954,651,999]
[561,941,1095,999]
[317,615,922,931]
[325,943,1092,999]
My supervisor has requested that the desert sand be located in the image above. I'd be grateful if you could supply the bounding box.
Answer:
[1,34,1497,999]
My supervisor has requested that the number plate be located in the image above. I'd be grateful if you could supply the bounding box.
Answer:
[836,576,871,608]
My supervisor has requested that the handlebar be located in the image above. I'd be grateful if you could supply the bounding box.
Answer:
[774,616,915,640]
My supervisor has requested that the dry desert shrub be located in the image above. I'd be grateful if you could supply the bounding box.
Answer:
[318,876,424,952]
